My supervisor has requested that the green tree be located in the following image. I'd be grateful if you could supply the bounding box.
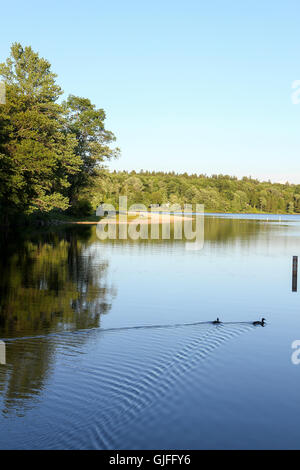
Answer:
[0,43,82,218]
[62,95,119,206]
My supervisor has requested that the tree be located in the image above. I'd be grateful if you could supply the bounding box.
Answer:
[0,43,82,218]
[287,201,294,213]
[62,95,119,206]
[0,43,120,223]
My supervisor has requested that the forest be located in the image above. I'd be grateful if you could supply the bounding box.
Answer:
[84,170,300,215]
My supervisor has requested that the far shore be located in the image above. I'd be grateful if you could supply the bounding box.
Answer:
[71,211,194,225]
[65,210,298,225]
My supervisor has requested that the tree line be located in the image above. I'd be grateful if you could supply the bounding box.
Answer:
[85,170,300,214]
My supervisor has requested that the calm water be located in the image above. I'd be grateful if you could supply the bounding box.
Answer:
[0,215,300,449]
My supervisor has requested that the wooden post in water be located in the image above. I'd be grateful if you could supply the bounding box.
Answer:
[0,341,5,365]
[292,256,298,292]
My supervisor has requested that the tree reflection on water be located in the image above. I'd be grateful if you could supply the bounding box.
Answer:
[0,225,116,415]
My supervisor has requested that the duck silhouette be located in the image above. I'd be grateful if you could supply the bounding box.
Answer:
[212,317,221,324]
[253,317,266,326]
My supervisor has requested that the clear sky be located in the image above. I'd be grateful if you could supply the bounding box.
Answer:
[1,0,300,183]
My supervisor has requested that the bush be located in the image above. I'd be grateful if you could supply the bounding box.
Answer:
[68,199,93,217]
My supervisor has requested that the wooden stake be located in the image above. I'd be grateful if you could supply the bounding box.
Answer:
[292,256,298,292]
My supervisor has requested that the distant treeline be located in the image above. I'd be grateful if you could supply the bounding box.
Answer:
[84,171,300,214]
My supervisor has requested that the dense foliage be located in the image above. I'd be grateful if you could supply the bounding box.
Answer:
[0,43,118,224]
[87,170,300,214]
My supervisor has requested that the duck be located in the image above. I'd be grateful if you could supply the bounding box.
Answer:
[212,317,221,324]
[253,317,266,326]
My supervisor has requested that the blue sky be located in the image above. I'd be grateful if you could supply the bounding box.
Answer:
[1,0,300,183]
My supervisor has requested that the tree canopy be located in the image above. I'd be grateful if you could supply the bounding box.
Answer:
[87,170,300,214]
[0,43,118,223]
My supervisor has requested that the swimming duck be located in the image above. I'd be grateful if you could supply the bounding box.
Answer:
[253,318,266,326]
[212,317,221,324]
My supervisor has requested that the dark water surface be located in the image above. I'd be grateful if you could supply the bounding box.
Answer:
[0,215,300,449]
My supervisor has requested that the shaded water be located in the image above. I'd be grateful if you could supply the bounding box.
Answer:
[0,216,300,449]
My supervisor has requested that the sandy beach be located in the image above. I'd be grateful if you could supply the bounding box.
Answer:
[72,211,194,225]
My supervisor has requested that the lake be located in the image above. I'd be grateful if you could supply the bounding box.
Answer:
[0,214,300,449]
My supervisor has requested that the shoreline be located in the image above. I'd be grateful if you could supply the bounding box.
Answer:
[66,210,299,225]
[72,212,194,225]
